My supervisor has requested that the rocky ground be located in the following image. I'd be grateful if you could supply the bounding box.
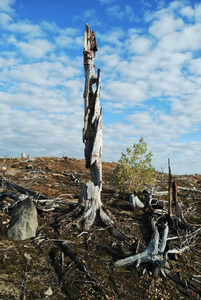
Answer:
[0,156,200,300]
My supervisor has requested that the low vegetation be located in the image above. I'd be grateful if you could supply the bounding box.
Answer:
[113,137,155,195]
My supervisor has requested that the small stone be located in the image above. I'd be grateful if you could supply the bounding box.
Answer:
[44,287,53,296]
[24,253,31,261]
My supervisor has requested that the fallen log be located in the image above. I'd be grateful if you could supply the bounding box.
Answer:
[0,176,47,200]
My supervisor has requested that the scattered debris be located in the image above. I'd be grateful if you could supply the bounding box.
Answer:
[0,156,200,299]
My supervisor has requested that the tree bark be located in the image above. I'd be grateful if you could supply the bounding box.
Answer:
[80,24,113,230]
[168,158,173,218]
[83,23,102,192]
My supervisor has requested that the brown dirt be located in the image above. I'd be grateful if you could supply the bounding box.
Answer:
[0,156,200,300]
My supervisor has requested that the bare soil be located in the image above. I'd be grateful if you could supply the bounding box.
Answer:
[0,156,200,300]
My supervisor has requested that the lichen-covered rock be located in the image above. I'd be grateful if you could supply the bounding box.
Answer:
[7,198,38,240]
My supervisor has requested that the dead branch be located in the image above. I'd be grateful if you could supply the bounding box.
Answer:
[0,175,47,200]
[50,247,73,299]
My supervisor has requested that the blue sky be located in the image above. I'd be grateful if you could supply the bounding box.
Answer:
[0,0,201,174]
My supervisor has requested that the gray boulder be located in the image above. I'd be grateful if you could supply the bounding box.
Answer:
[7,198,38,240]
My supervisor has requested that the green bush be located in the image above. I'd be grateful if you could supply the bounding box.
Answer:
[113,137,155,195]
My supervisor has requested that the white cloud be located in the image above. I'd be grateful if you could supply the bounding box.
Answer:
[158,23,201,52]
[97,30,124,48]
[55,32,82,49]
[13,39,54,59]
[102,81,148,104]
[188,57,201,75]
[149,15,184,38]
[181,6,195,20]
[125,34,153,55]
[10,21,43,37]
[0,0,15,13]
[0,108,83,158]
[103,118,201,174]
[106,5,134,22]
[195,3,201,22]
[0,12,12,26]
[0,16,43,38]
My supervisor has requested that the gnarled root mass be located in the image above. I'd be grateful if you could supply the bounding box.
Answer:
[57,180,128,241]
[115,223,171,278]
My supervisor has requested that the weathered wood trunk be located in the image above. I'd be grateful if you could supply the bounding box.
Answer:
[168,159,188,229]
[83,23,102,191]
[115,224,169,276]
[168,158,173,218]
[80,24,113,229]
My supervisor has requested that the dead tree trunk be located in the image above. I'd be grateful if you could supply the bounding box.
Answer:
[58,24,128,235]
[79,24,113,230]
[82,23,102,207]
[168,159,188,229]
[168,158,173,218]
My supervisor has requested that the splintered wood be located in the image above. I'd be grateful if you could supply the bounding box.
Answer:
[80,24,114,230]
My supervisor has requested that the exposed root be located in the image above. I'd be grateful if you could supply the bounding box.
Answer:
[115,224,168,269]
[57,201,129,241]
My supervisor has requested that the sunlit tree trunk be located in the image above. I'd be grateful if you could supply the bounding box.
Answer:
[80,24,112,230]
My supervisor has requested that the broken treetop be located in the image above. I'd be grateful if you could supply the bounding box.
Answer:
[84,23,98,57]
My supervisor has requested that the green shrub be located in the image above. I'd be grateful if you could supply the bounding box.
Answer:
[113,137,155,195]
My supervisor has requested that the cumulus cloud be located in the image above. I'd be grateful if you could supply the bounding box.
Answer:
[129,36,152,54]
[149,15,184,38]
[181,5,195,20]
[0,0,15,13]
[0,0,201,174]
[16,39,54,59]
[195,3,201,22]
[0,12,12,26]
